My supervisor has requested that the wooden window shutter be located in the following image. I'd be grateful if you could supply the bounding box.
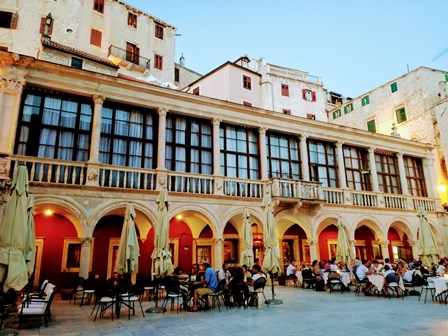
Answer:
[302,89,306,100]
[10,13,18,29]
[311,91,316,102]
[90,29,102,47]
[39,17,46,34]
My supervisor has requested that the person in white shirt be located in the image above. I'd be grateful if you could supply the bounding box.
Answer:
[370,260,384,273]
[356,260,374,295]
[218,263,231,285]
[248,265,266,292]
[436,260,446,275]
[329,258,339,271]
[286,260,298,286]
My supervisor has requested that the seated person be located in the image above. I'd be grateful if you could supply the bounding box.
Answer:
[218,263,232,285]
[338,261,351,272]
[286,260,298,286]
[370,260,383,273]
[190,263,200,281]
[192,262,218,311]
[384,258,393,270]
[242,264,252,282]
[248,265,266,292]
[228,267,249,306]
[172,266,183,279]
[329,258,339,271]
[383,264,395,279]
[436,260,446,275]
[355,260,374,295]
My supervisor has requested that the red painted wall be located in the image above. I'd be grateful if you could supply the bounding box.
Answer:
[318,225,338,261]
[169,218,193,273]
[35,213,78,287]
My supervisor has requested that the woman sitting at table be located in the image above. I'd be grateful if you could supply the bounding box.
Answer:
[242,265,252,283]
[228,267,249,306]
[312,260,325,291]
[338,261,351,272]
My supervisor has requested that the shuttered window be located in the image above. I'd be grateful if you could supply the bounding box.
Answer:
[367,119,376,133]
[93,0,105,13]
[361,95,370,106]
[390,82,398,93]
[395,107,407,124]
[281,84,289,96]
[302,89,316,102]
[155,24,164,39]
[154,54,163,70]
[332,109,341,119]
[128,13,137,28]
[39,16,54,35]
[90,29,102,47]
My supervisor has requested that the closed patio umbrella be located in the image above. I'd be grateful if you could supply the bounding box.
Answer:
[416,207,439,267]
[261,189,282,305]
[147,188,173,313]
[114,203,139,275]
[240,208,254,267]
[336,218,353,265]
[0,165,35,293]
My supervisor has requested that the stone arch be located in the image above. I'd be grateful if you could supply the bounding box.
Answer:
[34,195,87,237]
[220,207,265,237]
[313,213,348,239]
[353,215,386,241]
[385,217,415,242]
[169,204,219,238]
[276,211,312,239]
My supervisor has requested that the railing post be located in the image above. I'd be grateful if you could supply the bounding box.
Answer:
[343,190,352,205]
[85,162,100,187]
[214,175,224,195]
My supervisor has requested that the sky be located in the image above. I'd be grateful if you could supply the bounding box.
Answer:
[126,0,448,98]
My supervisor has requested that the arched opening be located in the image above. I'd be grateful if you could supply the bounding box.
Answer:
[283,224,309,266]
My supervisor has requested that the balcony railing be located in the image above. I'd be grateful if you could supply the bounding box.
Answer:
[1,156,440,213]
[108,45,151,69]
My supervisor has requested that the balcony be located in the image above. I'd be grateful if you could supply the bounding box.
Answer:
[108,45,150,71]
[0,155,440,213]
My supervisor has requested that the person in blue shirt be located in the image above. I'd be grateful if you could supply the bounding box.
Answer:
[192,262,218,311]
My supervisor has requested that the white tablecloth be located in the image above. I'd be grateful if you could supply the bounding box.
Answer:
[368,274,404,292]
[430,277,448,296]
[322,272,353,287]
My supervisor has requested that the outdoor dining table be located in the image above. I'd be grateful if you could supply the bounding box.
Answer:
[368,273,404,292]
[429,277,448,297]
[322,272,354,288]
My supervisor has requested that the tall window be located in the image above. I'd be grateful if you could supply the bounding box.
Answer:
[220,125,259,179]
[267,132,300,180]
[375,153,401,194]
[155,24,164,39]
[99,103,156,169]
[126,42,139,64]
[395,107,407,124]
[302,89,316,102]
[281,84,289,96]
[154,54,163,70]
[242,75,252,90]
[344,103,354,114]
[90,29,102,47]
[0,11,17,29]
[404,156,426,196]
[361,95,370,106]
[128,13,137,28]
[367,119,376,133]
[390,82,398,93]
[343,146,370,191]
[93,0,104,13]
[165,115,212,174]
[16,88,92,162]
[308,140,337,187]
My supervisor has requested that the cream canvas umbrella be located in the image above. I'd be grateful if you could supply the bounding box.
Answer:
[336,218,353,265]
[0,165,35,293]
[261,189,282,305]
[416,207,439,267]
[240,208,254,267]
[114,203,139,275]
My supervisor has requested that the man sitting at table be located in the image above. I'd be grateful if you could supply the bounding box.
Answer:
[286,260,298,286]
[192,262,218,311]
[356,260,374,295]
[248,265,266,292]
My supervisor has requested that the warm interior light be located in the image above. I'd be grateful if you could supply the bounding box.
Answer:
[44,209,53,216]
[438,185,447,192]
[176,214,183,220]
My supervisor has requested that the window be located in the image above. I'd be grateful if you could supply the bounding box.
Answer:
[155,24,164,39]
[15,88,93,184]
[445,74,448,83]
[404,156,426,197]
[307,139,337,188]
[390,82,398,93]
[126,42,139,64]
[242,101,252,107]
[375,153,401,194]
[174,68,180,82]
[0,11,18,29]
[242,75,252,90]
[361,95,370,106]
[90,29,102,47]
[128,13,137,28]
[302,89,316,102]
[307,114,316,120]
[71,57,83,69]
[154,54,163,70]
[343,146,370,191]
[367,119,376,133]
[99,103,157,170]
[220,124,259,180]
[283,109,291,115]
[395,107,407,124]
[93,0,104,13]
[332,109,341,119]
[39,16,54,35]
[344,103,354,114]
[281,84,289,96]
[166,115,212,176]
[267,132,301,180]
[192,87,200,95]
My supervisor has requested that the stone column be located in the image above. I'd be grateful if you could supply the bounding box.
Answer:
[380,240,390,261]
[88,95,105,163]
[259,127,268,180]
[213,238,223,270]
[157,108,168,170]
[368,147,379,192]
[336,141,347,189]
[79,237,94,279]
[423,151,438,199]
[397,152,409,195]
[212,119,221,176]
[309,239,318,262]
[408,240,418,262]
[299,133,310,181]
[0,75,26,154]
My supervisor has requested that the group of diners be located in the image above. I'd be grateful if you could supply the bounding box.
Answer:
[170,261,267,312]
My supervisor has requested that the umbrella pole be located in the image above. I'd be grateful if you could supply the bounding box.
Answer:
[145,278,166,313]
[265,271,283,305]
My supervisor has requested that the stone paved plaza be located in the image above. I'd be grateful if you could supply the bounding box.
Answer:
[4,286,448,336]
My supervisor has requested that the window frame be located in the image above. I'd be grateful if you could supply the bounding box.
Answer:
[71,57,83,69]
[192,87,200,95]
[266,131,301,180]
[344,103,354,114]
[242,75,252,91]
[155,23,164,39]
[302,89,316,102]
[332,109,341,119]
[367,119,376,133]
[390,82,398,93]
[126,42,140,65]
[395,107,407,124]
[361,95,370,107]
[128,12,137,28]
[375,153,401,194]
[343,145,371,191]
[281,84,289,96]
[154,54,163,70]
[242,101,252,107]
[282,109,291,115]
[404,156,427,197]
[0,11,18,29]
[90,28,102,47]
[93,0,105,14]
[307,139,338,188]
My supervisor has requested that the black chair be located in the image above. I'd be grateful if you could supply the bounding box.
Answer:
[248,277,268,308]
[384,273,404,299]
[91,282,116,321]
[161,277,183,314]
[210,279,227,312]
[419,276,436,303]
[353,271,368,296]
[119,284,145,320]
[327,271,344,294]
[69,276,85,304]
[301,269,316,290]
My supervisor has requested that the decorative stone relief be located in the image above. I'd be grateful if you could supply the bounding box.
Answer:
[87,168,98,181]
[158,175,166,186]
[0,77,26,95]
[81,237,94,247]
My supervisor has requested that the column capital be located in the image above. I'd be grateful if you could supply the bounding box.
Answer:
[300,133,308,140]
[81,237,94,247]
[336,140,344,147]
[212,118,221,127]
[1,77,25,95]
[380,240,390,247]
[309,239,318,246]
[396,152,403,158]
[368,146,375,153]
[259,127,267,135]
[158,107,169,116]
[93,95,106,105]
[213,238,224,245]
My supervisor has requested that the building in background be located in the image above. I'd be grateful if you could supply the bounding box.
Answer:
[184,56,327,121]
[328,67,448,205]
